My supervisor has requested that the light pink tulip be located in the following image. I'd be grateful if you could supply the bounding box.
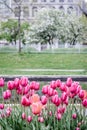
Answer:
[38,117,44,123]
[76,127,80,130]
[27,115,32,123]
[22,112,26,120]
[56,113,62,120]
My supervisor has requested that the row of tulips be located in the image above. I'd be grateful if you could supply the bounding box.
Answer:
[0,77,87,130]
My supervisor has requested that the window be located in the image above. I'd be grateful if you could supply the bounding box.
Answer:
[23,7,29,17]
[67,6,73,14]
[59,0,64,2]
[68,0,73,2]
[50,0,55,2]
[32,7,38,17]
[41,0,46,2]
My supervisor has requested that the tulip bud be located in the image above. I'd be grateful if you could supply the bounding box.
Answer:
[78,90,85,100]
[72,113,77,119]
[22,112,26,120]
[66,77,72,87]
[20,76,28,87]
[76,127,80,130]
[38,117,44,123]
[42,85,48,95]
[56,113,62,120]
[50,81,56,89]
[82,99,87,108]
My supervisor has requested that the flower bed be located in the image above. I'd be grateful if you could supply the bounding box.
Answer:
[0,77,87,130]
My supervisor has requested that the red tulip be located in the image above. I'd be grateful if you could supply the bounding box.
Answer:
[41,95,47,105]
[20,76,28,87]
[0,104,4,109]
[66,77,72,87]
[0,78,4,87]
[7,81,15,90]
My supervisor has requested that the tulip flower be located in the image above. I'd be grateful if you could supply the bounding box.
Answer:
[20,76,28,87]
[55,79,61,88]
[0,78,4,87]
[61,92,67,102]
[31,94,40,103]
[38,117,44,123]
[3,90,11,100]
[31,102,43,115]
[56,113,62,120]
[0,104,4,109]
[66,77,72,87]
[47,86,54,96]
[42,85,48,95]
[50,80,57,89]
[76,127,80,130]
[82,98,87,108]
[7,81,15,90]
[27,116,32,123]
[21,96,31,107]
[60,83,67,92]
[22,112,26,120]
[78,90,85,100]
[14,78,20,89]
[52,95,61,106]
[41,95,47,105]
[72,113,77,119]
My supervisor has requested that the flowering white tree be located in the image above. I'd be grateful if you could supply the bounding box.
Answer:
[26,8,87,48]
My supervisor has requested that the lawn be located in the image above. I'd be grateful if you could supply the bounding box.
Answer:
[0,53,87,75]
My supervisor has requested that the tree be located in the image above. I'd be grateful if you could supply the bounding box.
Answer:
[27,8,66,48]
[0,0,24,52]
[0,19,30,46]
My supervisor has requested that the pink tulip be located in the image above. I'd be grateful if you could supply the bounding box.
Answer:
[49,111,52,116]
[61,92,67,102]
[41,95,47,105]
[57,106,66,114]
[0,78,4,87]
[23,85,30,95]
[6,109,11,117]
[70,82,79,94]
[60,83,67,92]
[27,115,32,123]
[52,95,61,106]
[78,90,85,100]
[22,112,26,120]
[55,79,61,88]
[21,96,31,107]
[0,104,4,109]
[76,127,80,130]
[42,85,48,95]
[20,76,28,87]
[53,89,58,95]
[82,98,87,108]
[56,113,62,120]
[50,80,57,89]
[16,85,23,95]
[72,113,77,119]
[7,81,15,90]
[3,90,11,100]
[38,117,44,123]
[34,82,40,91]
[47,86,54,96]
[14,78,20,89]
[66,77,72,87]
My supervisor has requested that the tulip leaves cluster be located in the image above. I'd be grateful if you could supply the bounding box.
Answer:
[0,77,87,130]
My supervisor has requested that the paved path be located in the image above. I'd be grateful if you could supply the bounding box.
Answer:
[15,69,85,72]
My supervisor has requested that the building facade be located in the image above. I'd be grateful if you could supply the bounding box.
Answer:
[0,0,84,21]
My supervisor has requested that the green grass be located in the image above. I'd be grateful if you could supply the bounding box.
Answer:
[0,53,87,75]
